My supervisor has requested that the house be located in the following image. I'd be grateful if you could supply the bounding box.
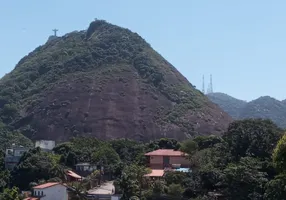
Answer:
[5,141,56,170]
[24,198,40,200]
[75,162,101,177]
[29,182,68,200]
[145,149,190,169]
[143,169,165,179]
[35,140,55,152]
[66,170,82,182]
[5,145,30,170]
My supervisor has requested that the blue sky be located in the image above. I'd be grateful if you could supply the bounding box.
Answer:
[1,0,286,101]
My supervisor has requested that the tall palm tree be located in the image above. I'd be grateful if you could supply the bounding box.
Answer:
[83,170,100,189]
[49,164,68,182]
[67,182,87,200]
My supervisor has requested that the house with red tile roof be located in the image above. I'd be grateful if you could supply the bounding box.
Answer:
[143,169,165,178]
[23,198,39,200]
[29,182,68,200]
[145,149,190,169]
[66,170,82,182]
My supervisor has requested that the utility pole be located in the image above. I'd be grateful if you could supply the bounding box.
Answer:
[52,29,58,36]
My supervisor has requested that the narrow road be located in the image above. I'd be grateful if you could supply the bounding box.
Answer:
[88,181,115,195]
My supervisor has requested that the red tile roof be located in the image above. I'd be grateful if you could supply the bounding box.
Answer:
[145,149,186,156]
[24,198,39,200]
[66,170,82,179]
[33,182,60,189]
[144,169,165,177]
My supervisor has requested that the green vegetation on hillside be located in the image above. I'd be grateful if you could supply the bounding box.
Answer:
[0,124,32,151]
[239,96,286,128]
[1,119,286,199]
[207,92,247,119]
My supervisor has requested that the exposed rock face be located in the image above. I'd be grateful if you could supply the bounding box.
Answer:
[1,20,232,142]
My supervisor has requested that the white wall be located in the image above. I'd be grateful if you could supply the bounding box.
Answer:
[34,185,67,200]
[35,140,56,150]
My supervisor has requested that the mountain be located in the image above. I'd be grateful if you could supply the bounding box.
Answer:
[239,96,286,128]
[207,92,286,128]
[281,99,286,105]
[207,92,247,119]
[0,20,232,142]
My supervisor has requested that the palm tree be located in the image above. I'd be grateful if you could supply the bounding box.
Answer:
[83,170,100,189]
[67,181,87,200]
[49,164,67,182]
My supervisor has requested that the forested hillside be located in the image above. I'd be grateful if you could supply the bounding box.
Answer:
[207,92,286,128]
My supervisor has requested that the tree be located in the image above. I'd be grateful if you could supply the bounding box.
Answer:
[0,187,22,200]
[54,137,104,167]
[0,170,10,191]
[223,119,282,160]
[110,139,145,164]
[220,157,268,200]
[152,180,165,196]
[0,126,32,151]
[193,135,223,150]
[67,181,88,200]
[91,144,120,175]
[0,104,19,123]
[115,164,150,200]
[147,138,181,151]
[81,170,100,190]
[180,139,198,156]
[167,184,184,197]
[264,173,286,200]
[49,164,67,182]
[11,148,62,190]
[164,171,187,186]
[273,134,286,173]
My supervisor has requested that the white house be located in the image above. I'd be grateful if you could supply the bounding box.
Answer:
[32,182,67,200]
[35,140,56,151]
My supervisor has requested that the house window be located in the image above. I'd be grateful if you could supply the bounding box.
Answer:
[34,191,36,196]
[38,191,40,196]
[41,191,44,196]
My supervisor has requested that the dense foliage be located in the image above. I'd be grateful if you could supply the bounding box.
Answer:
[0,118,286,199]
[113,119,285,199]
[0,124,32,151]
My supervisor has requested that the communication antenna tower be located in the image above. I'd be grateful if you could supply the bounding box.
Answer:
[202,75,205,94]
[208,74,213,93]
[52,29,58,36]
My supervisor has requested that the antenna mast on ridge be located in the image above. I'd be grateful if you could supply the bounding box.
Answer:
[208,74,213,93]
[202,75,205,94]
